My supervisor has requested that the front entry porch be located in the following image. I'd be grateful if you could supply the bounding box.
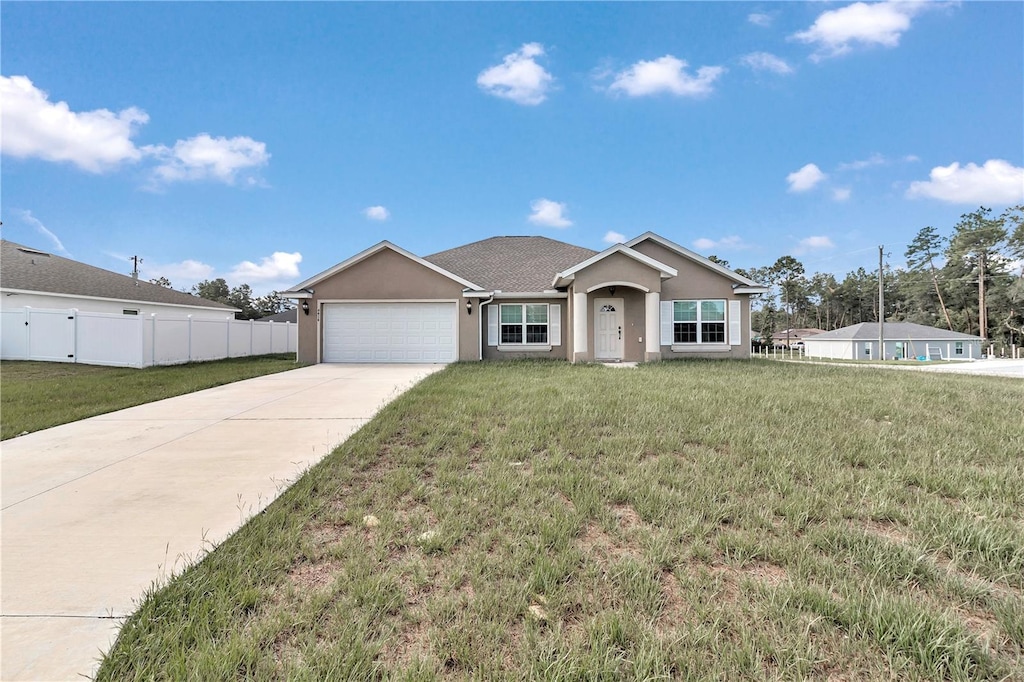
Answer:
[571,284,662,363]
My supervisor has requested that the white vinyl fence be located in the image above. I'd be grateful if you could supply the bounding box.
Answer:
[1,307,296,368]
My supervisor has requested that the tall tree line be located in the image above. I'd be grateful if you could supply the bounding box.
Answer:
[732,205,1024,349]
[148,276,294,320]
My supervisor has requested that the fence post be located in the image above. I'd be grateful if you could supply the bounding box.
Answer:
[226,315,232,358]
[188,315,193,362]
[137,313,145,368]
[249,319,254,356]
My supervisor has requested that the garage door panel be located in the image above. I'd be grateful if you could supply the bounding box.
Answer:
[323,303,457,363]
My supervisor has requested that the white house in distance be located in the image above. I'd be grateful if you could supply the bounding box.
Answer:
[803,322,984,361]
[0,240,237,319]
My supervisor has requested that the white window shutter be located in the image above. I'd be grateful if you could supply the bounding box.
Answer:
[660,301,674,346]
[549,304,561,346]
[729,300,742,346]
[487,305,498,346]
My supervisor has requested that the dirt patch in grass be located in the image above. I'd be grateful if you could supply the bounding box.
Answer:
[611,503,642,529]
[858,518,912,546]
[287,559,342,591]
[578,520,644,563]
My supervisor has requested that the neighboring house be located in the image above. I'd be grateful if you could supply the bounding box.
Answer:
[803,322,983,361]
[258,309,298,323]
[771,328,826,348]
[281,232,768,364]
[0,240,238,319]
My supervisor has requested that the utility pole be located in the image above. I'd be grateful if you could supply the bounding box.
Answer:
[130,255,142,280]
[978,251,987,340]
[878,245,884,360]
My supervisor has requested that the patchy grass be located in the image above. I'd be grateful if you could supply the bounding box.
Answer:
[0,355,300,439]
[98,360,1024,680]
[773,355,959,366]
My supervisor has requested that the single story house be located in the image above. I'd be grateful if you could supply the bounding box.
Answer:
[0,240,238,320]
[770,328,826,348]
[802,322,983,361]
[281,232,768,364]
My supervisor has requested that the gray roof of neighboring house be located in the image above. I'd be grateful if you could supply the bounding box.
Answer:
[259,309,298,323]
[771,328,826,340]
[0,240,237,311]
[804,322,982,341]
[425,236,598,292]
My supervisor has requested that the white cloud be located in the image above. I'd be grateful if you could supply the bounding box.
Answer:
[740,52,794,75]
[145,134,269,186]
[477,43,554,106]
[603,230,626,244]
[794,235,836,255]
[0,76,272,188]
[748,12,773,27]
[791,1,934,60]
[0,75,147,172]
[143,259,215,286]
[528,198,572,228]
[906,159,1024,204]
[832,188,852,201]
[787,163,827,192]
[837,153,887,171]
[363,205,390,221]
[16,209,70,256]
[693,236,751,251]
[229,251,303,282]
[608,55,725,98]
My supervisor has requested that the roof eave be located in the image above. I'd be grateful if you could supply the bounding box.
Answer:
[555,244,677,283]
[0,287,241,313]
[626,232,764,288]
[286,240,484,293]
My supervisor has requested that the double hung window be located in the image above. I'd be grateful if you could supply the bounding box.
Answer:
[500,304,548,344]
[673,300,726,344]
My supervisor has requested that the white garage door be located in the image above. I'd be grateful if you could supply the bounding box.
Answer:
[322,302,457,363]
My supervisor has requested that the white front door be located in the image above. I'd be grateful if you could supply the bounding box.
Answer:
[594,298,623,360]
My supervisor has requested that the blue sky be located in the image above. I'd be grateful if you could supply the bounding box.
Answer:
[2,1,1022,294]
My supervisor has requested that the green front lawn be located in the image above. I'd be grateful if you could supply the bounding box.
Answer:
[0,355,300,440]
[99,360,1023,680]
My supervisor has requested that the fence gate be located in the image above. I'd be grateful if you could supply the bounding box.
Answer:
[27,309,76,362]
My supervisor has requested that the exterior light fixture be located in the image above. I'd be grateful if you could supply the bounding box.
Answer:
[301,300,310,315]
[466,300,473,315]
[608,286,616,295]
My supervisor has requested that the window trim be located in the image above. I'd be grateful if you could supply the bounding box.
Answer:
[672,299,727,346]
[498,303,549,346]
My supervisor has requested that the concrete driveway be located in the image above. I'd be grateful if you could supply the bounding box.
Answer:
[1,363,443,681]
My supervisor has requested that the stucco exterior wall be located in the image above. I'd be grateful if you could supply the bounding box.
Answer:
[297,249,476,363]
[572,252,663,294]
[481,299,568,361]
[630,240,753,359]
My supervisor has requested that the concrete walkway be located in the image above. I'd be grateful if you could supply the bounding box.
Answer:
[1,363,443,681]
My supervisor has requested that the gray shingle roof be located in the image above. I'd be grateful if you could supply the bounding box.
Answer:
[804,322,982,341]
[258,309,298,323]
[0,240,237,311]
[424,236,598,292]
